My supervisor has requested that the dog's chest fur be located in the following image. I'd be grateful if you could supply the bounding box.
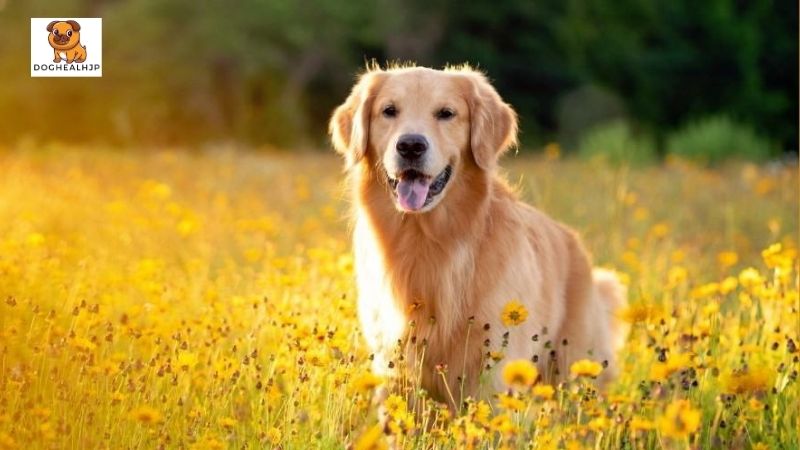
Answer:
[353,213,483,394]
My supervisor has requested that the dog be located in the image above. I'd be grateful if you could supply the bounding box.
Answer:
[329,65,627,408]
[47,20,87,64]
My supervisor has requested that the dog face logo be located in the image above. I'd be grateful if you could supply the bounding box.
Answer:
[31,17,102,77]
[46,20,87,64]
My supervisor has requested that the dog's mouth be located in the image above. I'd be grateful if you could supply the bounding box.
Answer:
[52,36,71,45]
[387,165,452,212]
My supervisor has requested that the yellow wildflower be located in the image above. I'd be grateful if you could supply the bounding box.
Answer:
[352,371,384,393]
[219,417,238,429]
[657,400,700,438]
[719,276,738,294]
[354,424,387,450]
[532,384,555,400]
[649,353,693,381]
[177,351,198,369]
[650,222,670,238]
[497,393,525,412]
[738,267,763,289]
[630,416,655,431]
[129,405,163,425]
[570,359,603,378]
[501,300,528,326]
[502,359,538,388]
[588,416,611,431]
[667,266,688,287]
[489,413,517,435]
[383,395,408,416]
[544,142,561,161]
[722,367,772,394]
[717,251,738,269]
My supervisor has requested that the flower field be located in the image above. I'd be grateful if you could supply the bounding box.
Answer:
[0,148,797,449]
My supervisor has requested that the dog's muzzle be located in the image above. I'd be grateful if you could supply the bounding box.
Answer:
[387,165,452,212]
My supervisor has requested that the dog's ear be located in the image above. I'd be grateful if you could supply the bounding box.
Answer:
[329,71,386,167]
[463,71,518,171]
[66,20,81,31]
[46,21,58,32]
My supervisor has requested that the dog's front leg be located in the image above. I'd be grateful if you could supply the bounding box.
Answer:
[52,50,61,63]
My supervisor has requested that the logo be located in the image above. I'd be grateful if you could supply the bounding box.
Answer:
[31,18,102,77]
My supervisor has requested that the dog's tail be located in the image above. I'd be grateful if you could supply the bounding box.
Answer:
[592,268,629,353]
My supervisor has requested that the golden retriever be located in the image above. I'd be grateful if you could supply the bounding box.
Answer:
[329,64,626,407]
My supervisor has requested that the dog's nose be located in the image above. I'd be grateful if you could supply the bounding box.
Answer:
[396,134,428,160]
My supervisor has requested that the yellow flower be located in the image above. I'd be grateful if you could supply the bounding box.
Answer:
[489,413,518,435]
[177,351,198,369]
[649,353,692,381]
[471,400,492,424]
[719,276,738,294]
[717,251,739,269]
[588,416,611,431]
[497,393,525,412]
[354,424,387,450]
[619,303,665,324]
[748,398,764,412]
[532,384,555,400]
[26,232,45,247]
[570,359,603,378]
[762,243,785,267]
[489,351,505,362]
[657,400,700,438]
[501,300,528,326]
[650,222,670,238]
[690,282,719,299]
[0,432,16,449]
[630,416,655,431]
[71,337,97,352]
[722,367,772,394]
[544,142,561,161]
[352,371,384,393]
[502,359,538,388]
[386,410,415,436]
[129,405,163,425]
[738,267,763,288]
[383,395,408,417]
[219,417,238,429]
[666,266,688,287]
[264,427,282,444]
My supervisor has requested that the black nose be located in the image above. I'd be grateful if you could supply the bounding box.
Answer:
[396,134,428,160]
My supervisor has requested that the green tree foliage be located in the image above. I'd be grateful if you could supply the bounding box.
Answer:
[0,0,795,154]
[579,120,657,166]
[666,116,777,165]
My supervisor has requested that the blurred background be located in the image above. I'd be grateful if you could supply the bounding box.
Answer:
[2,0,797,162]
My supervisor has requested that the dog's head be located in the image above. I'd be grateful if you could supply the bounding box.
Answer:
[47,20,81,50]
[330,66,517,213]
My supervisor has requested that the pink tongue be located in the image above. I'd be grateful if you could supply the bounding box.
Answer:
[396,178,431,211]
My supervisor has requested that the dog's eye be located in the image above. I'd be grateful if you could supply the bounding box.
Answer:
[436,108,455,120]
[53,29,59,36]
[382,105,397,118]
[67,30,72,37]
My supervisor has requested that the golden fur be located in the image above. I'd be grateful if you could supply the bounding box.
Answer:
[330,65,627,407]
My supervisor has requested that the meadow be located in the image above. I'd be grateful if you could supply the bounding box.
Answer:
[0,147,797,449]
